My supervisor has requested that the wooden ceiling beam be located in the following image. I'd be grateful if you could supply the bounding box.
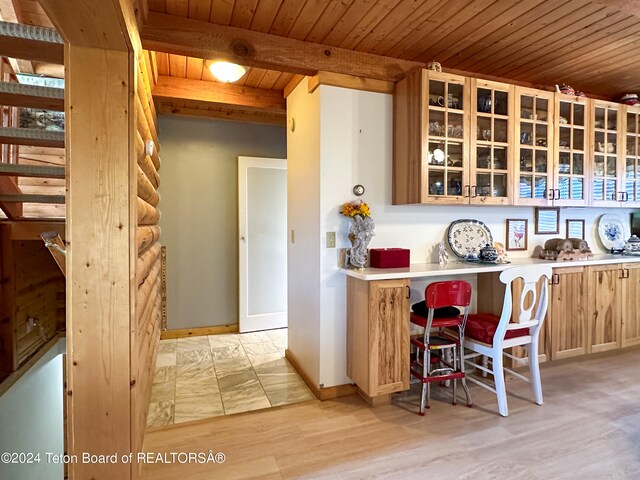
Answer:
[157,102,286,126]
[141,12,423,82]
[152,75,286,114]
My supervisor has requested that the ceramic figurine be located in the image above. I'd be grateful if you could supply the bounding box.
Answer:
[493,242,508,263]
[438,241,448,265]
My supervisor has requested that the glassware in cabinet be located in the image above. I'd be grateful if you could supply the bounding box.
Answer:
[552,94,589,206]
[623,105,640,205]
[470,79,514,205]
[514,87,554,205]
[591,101,623,206]
[424,74,468,200]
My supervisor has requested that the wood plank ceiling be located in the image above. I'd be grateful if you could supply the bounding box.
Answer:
[145,0,640,122]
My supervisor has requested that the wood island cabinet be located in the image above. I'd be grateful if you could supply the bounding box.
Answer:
[346,277,410,402]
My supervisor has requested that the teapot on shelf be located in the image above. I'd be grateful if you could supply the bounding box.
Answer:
[624,235,640,255]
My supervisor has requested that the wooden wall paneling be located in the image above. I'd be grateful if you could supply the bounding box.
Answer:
[137,196,160,225]
[137,225,161,255]
[0,224,16,379]
[64,44,134,479]
[587,264,622,353]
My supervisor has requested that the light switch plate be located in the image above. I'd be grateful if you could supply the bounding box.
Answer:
[326,231,336,248]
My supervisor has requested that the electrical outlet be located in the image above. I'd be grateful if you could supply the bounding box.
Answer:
[326,231,336,248]
[26,317,36,334]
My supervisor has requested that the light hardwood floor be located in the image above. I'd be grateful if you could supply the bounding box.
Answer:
[141,347,640,479]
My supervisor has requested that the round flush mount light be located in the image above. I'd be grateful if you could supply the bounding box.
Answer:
[353,184,365,196]
[208,61,247,83]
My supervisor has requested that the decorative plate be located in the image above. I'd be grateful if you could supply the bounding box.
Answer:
[597,214,630,250]
[447,219,494,258]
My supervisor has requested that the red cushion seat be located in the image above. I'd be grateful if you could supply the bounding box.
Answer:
[410,311,462,328]
[465,313,529,345]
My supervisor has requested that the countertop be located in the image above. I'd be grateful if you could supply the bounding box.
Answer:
[342,254,640,281]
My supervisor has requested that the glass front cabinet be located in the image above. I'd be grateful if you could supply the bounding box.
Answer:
[622,105,640,206]
[513,87,554,205]
[393,68,636,209]
[470,79,513,205]
[591,100,622,206]
[553,94,589,206]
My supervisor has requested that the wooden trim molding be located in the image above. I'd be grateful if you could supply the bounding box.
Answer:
[285,349,356,401]
[308,72,394,95]
[160,324,238,339]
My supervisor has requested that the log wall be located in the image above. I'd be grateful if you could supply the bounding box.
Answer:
[132,49,162,456]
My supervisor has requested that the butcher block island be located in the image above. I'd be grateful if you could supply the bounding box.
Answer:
[344,255,640,405]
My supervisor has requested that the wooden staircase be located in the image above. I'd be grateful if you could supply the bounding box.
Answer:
[0,20,65,222]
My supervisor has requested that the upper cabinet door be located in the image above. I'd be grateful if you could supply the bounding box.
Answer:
[552,94,590,207]
[422,71,470,204]
[622,106,640,206]
[392,69,470,205]
[513,87,555,206]
[470,79,514,205]
[591,101,623,207]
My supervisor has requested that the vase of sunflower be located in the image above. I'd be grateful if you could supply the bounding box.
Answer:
[340,200,375,269]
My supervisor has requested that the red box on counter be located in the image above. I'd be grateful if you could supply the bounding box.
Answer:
[369,248,410,268]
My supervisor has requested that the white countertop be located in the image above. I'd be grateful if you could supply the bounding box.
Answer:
[342,254,640,281]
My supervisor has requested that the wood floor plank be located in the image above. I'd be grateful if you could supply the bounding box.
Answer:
[141,347,640,479]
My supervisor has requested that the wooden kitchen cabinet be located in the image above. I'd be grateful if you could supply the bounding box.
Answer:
[550,266,588,360]
[621,263,640,347]
[587,265,622,353]
[393,69,471,205]
[552,94,590,206]
[513,87,555,206]
[346,276,410,401]
[622,105,640,206]
[590,100,624,207]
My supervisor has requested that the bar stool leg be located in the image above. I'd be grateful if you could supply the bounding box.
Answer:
[459,327,472,407]
[452,345,458,405]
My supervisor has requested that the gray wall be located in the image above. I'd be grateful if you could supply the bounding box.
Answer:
[158,116,287,329]
[0,339,65,480]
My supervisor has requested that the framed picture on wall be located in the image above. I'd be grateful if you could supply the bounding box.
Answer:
[535,207,560,234]
[566,219,585,239]
[506,219,528,251]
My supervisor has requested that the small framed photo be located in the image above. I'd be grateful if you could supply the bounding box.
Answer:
[535,207,560,235]
[506,219,528,251]
[566,219,585,239]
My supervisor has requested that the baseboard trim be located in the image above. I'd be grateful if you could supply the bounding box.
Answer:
[161,324,238,340]
[285,349,356,401]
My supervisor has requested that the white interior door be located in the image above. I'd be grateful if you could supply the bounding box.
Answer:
[238,156,287,333]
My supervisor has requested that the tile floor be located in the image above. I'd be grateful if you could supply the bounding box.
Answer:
[146,329,315,427]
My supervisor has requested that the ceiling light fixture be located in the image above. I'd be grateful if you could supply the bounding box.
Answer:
[208,61,247,83]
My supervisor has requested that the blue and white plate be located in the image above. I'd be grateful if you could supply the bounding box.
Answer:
[597,214,629,250]
[447,219,493,259]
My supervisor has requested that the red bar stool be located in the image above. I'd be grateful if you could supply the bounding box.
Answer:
[410,280,473,415]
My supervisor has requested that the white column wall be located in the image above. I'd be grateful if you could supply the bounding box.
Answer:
[286,79,322,386]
